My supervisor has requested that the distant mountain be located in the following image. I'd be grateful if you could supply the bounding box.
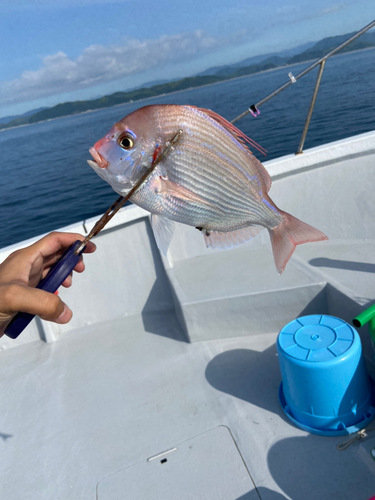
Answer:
[233,41,317,66]
[200,31,375,81]
[197,41,317,77]
[288,31,375,64]
[123,78,175,92]
[0,31,374,131]
[0,107,48,124]
[141,78,175,88]
[0,76,223,130]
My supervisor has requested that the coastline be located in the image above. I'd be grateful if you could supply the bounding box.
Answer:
[1,46,374,133]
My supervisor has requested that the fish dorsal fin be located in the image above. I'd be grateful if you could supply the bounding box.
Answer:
[204,226,263,250]
[151,214,175,256]
[196,107,267,157]
[196,107,272,193]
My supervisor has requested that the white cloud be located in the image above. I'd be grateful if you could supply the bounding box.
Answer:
[0,31,222,106]
[275,2,347,25]
[320,4,346,15]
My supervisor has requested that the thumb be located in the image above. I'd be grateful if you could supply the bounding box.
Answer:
[0,284,72,327]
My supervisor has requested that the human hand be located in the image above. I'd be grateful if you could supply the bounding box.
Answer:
[0,232,96,338]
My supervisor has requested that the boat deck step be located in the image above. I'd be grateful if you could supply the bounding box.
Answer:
[166,244,328,342]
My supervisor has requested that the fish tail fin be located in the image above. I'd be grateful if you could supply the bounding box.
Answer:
[268,211,328,274]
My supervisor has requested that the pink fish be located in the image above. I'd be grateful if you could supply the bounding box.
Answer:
[88,105,327,273]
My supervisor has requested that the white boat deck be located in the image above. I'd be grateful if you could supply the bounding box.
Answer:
[1,131,375,499]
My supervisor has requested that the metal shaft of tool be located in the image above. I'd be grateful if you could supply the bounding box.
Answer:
[75,129,183,255]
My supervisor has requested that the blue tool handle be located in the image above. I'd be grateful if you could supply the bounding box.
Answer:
[4,240,85,339]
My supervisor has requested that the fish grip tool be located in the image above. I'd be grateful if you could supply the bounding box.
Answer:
[5,129,183,339]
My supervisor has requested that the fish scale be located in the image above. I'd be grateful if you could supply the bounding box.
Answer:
[88,104,328,273]
[133,156,262,230]
[161,148,261,222]
[151,112,271,216]
[160,149,273,226]
[155,107,261,187]
[166,111,267,190]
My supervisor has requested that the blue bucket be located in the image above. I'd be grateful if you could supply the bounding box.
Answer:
[277,314,375,436]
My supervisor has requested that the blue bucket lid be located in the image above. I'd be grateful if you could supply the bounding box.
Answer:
[278,314,355,362]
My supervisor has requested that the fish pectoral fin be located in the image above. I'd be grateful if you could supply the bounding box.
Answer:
[204,225,263,250]
[156,176,211,206]
[151,214,175,256]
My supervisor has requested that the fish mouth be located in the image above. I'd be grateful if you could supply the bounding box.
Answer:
[89,147,109,169]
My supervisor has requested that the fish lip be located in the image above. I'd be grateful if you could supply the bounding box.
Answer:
[89,147,109,169]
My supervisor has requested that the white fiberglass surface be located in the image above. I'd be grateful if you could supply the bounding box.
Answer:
[1,133,375,498]
[0,312,374,499]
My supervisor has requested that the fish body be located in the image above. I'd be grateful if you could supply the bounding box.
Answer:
[88,105,327,273]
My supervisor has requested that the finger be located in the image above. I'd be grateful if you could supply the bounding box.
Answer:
[44,241,95,268]
[64,243,95,274]
[25,232,96,262]
[39,239,95,274]
[40,242,94,279]
[83,241,96,254]
[41,254,87,281]
[61,273,73,288]
[73,255,85,274]
[0,284,72,325]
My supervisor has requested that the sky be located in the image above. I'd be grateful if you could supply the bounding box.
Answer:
[0,0,374,119]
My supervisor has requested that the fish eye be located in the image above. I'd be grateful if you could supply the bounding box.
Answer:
[118,133,134,150]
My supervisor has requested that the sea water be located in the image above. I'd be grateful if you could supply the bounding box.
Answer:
[0,48,374,249]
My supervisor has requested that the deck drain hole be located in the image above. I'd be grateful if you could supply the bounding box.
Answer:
[160,458,167,464]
